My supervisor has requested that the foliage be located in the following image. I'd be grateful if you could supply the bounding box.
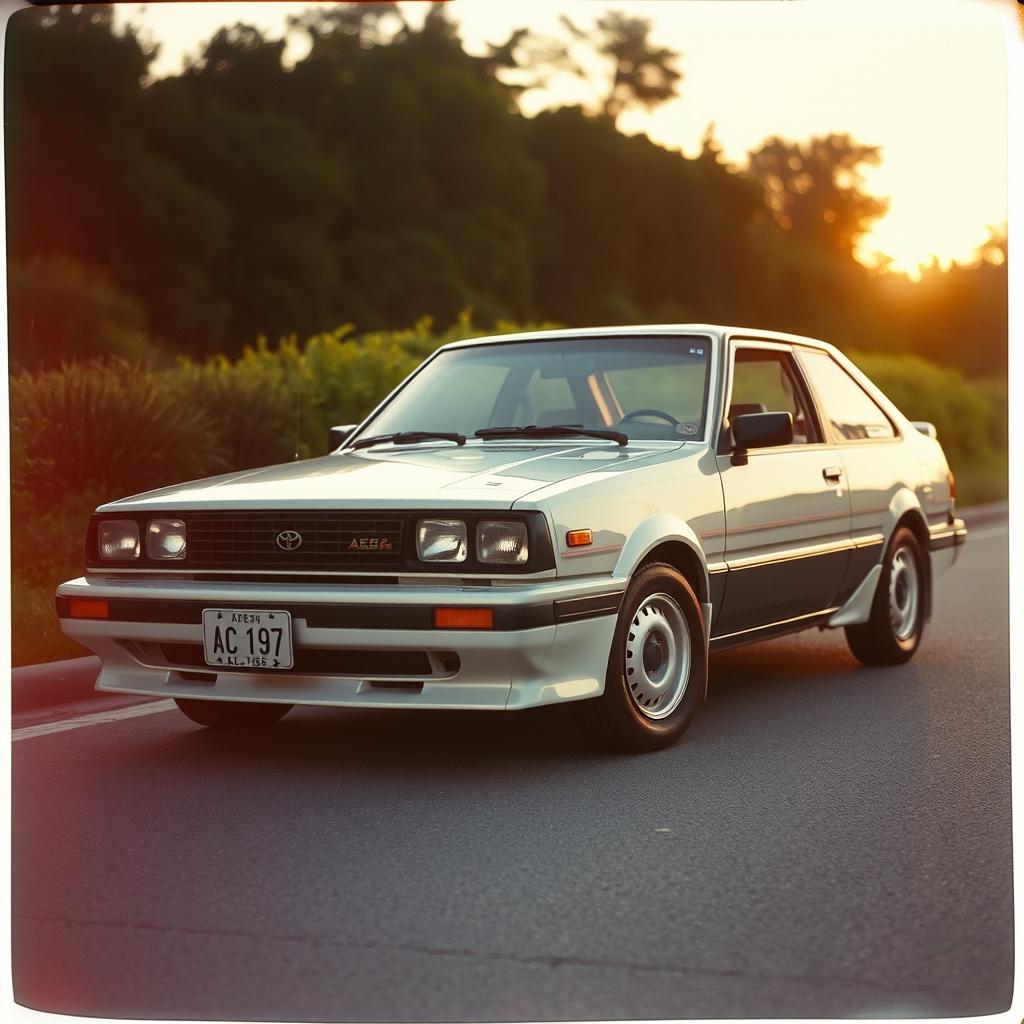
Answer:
[557,9,682,122]
[848,352,1003,469]
[10,359,229,507]
[7,256,159,369]
[748,134,888,256]
[4,4,1005,377]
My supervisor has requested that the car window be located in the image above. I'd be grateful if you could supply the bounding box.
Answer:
[507,369,578,427]
[728,348,818,444]
[362,337,712,441]
[797,349,896,441]
[603,361,708,432]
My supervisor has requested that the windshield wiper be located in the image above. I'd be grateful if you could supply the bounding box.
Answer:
[351,431,466,451]
[475,424,628,447]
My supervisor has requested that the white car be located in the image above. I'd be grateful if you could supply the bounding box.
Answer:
[57,325,966,751]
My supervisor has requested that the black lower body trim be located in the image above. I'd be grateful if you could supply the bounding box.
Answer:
[710,609,836,652]
[553,591,623,622]
[57,595,611,631]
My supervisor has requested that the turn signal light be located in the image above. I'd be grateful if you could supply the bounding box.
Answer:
[69,598,109,619]
[434,607,494,629]
[566,529,593,547]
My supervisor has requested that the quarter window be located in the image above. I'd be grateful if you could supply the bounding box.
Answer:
[797,349,896,441]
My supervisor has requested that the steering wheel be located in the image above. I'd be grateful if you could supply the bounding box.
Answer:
[619,408,681,427]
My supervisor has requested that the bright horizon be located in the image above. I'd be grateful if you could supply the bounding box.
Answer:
[116,0,1011,279]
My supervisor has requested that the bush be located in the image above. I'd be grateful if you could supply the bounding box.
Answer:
[173,347,304,468]
[7,255,160,369]
[847,351,1001,469]
[10,358,230,507]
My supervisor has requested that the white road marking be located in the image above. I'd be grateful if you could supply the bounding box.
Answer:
[12,699,177,742]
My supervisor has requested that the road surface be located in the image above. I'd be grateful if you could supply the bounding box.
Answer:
[12,524,1012,1020]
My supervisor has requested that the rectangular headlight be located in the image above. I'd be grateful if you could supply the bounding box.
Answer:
[477,520,529,564]
[147,518,187,560]
[417,519,467,562]
[98,520,140,560]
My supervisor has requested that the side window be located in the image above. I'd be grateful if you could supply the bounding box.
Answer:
[797,349,896,441]
[728,348,819,445]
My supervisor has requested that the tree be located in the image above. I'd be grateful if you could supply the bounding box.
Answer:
[559,10,682,123]
[747,134,889,256]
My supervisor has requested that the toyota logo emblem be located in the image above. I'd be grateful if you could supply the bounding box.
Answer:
[276,530,303,551]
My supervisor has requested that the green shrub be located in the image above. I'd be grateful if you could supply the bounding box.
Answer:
[8,255,159,369]
[847,351,999,469]
[10,358,230,506]
[173,347,304,468]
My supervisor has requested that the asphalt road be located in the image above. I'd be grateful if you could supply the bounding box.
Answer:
[12,525,1012,1021]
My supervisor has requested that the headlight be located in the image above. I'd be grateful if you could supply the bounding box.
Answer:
[98,520,140,560]
[147,518,187,560]
[477,520,529,564]
[417,519,467,562]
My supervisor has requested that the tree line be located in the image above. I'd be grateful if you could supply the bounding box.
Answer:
[5,3,1007,376]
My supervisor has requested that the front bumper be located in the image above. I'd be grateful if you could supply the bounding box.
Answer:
[55,576,623,711]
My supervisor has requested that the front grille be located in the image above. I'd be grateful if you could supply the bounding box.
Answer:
[184,512,404,571]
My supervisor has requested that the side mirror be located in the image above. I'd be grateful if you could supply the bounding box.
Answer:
[329,424,357,451]
[730,411,793,465]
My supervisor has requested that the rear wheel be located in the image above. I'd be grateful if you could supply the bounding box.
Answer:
[845,525,927,666]
[174,699,292,729]
[582,563,707,752]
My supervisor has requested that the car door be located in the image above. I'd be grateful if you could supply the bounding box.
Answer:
[794,346,910,599]
[714,340,852,637]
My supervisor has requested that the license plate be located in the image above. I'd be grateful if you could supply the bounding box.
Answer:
[202,608,293,670]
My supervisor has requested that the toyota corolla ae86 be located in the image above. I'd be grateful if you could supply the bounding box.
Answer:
[56,325,966,751]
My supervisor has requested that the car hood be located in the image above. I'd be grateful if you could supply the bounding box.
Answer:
[101,441,685,512]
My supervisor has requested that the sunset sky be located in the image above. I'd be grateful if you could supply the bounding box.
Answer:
[115,0,1012,278]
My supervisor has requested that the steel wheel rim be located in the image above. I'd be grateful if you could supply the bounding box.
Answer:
[624,593,691,720]
[889,545,919,641]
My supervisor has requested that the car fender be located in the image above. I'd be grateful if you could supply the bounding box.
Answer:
[831,486,931,628]
[884,486,929,545]
[612,514,709,604]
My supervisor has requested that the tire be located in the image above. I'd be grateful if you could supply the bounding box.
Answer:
[174,698,292,729]
[582,562,707,752]
[845,525,927,666]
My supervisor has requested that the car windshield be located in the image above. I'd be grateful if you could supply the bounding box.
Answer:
[358,336,712,443]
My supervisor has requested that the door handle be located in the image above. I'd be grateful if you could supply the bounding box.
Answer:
[823,466,843,483]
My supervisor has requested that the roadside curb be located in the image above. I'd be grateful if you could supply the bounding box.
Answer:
[11,501,1008,714]
[11,656,101,716]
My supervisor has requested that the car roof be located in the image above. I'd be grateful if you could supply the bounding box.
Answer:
[438,324,838,355]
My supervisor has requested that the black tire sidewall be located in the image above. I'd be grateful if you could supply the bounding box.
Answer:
[877,526,926,656]
[601,563,707,748]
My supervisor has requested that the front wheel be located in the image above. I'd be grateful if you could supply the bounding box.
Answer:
[582,563,707,752]
[174,698,292,729]
[845,525,927,666]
